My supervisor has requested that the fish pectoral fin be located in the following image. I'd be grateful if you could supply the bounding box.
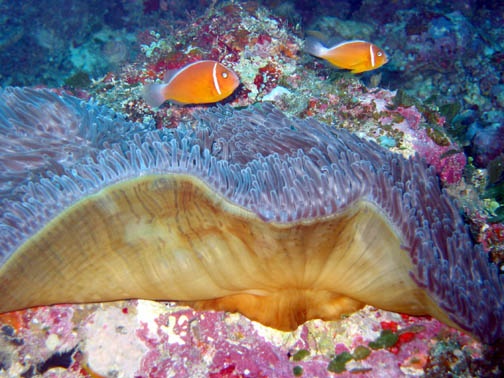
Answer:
[346,62,368,74]
[350,67,366,74]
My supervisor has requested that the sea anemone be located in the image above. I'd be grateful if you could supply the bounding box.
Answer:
[0,87,502,345]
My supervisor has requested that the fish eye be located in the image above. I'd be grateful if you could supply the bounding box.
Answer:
[222,72,229,79]
[377,51,383,57]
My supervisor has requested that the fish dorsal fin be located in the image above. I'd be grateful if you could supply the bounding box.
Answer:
[163,63,199,84]
[327,40,368,50]
[163,60,216,85]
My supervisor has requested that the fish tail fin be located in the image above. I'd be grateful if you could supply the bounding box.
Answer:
[304,37,328,58]
[142,83,167,108]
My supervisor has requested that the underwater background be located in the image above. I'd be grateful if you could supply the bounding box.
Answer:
[0,0,503,377]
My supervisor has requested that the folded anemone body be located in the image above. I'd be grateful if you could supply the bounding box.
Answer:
[0,88,502,345]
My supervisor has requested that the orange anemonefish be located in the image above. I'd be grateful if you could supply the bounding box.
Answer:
[143,60,240,107]
[304,37,388,74]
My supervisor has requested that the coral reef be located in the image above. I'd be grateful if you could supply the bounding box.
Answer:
[0,1,503,376]
[0,301,484,377]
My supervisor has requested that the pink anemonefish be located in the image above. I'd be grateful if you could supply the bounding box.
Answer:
[143,60,240,107]
[304,37,388,74]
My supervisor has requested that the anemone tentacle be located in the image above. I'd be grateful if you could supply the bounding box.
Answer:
[0,88,502,344]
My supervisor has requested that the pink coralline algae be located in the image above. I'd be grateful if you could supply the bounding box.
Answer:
[394,105,466,184]
[0,301,482,377]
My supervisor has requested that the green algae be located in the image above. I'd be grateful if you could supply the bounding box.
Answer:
[487,205,504,223]
[64,71,91,89]
[389,89,419,109]
[426,126,451,146]
[292,365,303,376]
[352,345,371,360]
[292,349,310,361]
[487,154,504,187]
[439,102,461,124]
[368,330,399,350]
[327,351,353,373]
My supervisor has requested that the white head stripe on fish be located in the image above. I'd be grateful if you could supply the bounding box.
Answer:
[370,44,375,67]
[212,62,222,95]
